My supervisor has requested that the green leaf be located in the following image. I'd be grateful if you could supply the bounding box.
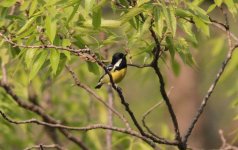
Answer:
[67,3,80,23]
[140,16,151,36]
[137,0,150,6]
[55,54,67,77]
[29,50,48,81]
[62,39,71,47]
[175,8,193,18]
[176,38,195,66]
[171,59,180,76]
[154,8,164,37]
[83,19,121,28]
[169,6,177,37]
[192,0,204,6]
[17,16,38,35]
[161,3,177,37]
[193,16,210,36]
[0,0,16,7]
[224,0,237,16]
[120,7,144,24]
[29,0,38,17]
[207,4,217,14]
[87,62,99,75]
[214,0,223,6]
[166,36,175,60]
[62,51,71,61]
[189,4,210,23]
[20,0,31,11]
[45,15,57,43]
[92,8,101,28]
[85,0,95,14]
[14,24,36,40]
[179,19,197,44]
[50,49,60,75]
[25,49,37,69]
[61,39,71,61]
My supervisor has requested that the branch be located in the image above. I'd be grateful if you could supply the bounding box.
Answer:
[210,17,238,42]
[118,1,182,147]
[94,60,147,135]
[181,17,238,43]
[0,32,92,57]
[24,144,66,150]
[0,30,175,148]
[127,63,151,68]
[142,87,173,139]
[93,60,178,146]
[142,101,163,139]
[0,110,160,147]
[152,64,182,145]
[183,43,238,144]
[65,65,130,129]
[0,82,89,150]
[219,130,238,150]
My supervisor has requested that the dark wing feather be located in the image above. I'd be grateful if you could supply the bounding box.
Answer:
[106,64,113,71]
[98,64,113,82]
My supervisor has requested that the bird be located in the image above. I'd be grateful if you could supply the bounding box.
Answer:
[95,52,127,89]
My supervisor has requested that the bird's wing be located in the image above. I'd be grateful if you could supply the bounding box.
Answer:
[98,64,114,82]
[106,64,114,72]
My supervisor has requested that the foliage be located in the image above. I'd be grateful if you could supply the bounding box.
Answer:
[0,0,238,149]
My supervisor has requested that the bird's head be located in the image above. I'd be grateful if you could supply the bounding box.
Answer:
[111,52,127,65]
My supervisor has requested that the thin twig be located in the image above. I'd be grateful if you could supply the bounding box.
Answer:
[0,82,89,150]
[0,110,162,147]
[142,87,173,139]
[65,65,130,129]
[142,101,163,139]
[181,17,238,43]
[183,45,238,144]
[183,7,238,144]
[0,32,91,56]
[127,63,151,68]
[24,144,66,150]
[219,129,238,150]
[210,17,238,42]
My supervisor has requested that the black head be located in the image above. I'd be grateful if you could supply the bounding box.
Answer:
[111,52,127,69]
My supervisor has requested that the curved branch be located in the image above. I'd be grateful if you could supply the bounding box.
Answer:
[0,82,89,150]
[0,110,161,147]
[183,44,238,144]
[24,144,66,150]
[66,65,130,129]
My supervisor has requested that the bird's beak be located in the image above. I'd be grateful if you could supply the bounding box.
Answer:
[124,53,127,57]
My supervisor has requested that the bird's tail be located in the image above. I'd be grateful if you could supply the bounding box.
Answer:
[95,83,103,89]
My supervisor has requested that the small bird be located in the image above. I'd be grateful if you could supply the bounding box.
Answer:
[95,52,127,89]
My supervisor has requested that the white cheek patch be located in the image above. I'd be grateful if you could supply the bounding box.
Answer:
[113,59,122,71]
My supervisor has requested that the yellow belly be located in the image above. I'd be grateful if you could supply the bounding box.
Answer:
[101,68,127,84]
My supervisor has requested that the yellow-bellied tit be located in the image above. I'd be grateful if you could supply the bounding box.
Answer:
[95,52,127,89]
